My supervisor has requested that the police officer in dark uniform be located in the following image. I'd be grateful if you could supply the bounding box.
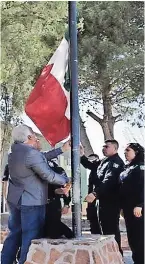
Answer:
[80,151,102,234]
[45,159,73,239]
[85,139,124,254]
[120,143,144,264]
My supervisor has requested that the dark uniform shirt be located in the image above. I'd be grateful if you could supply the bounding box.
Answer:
[45,161,73,238]
[94,153,124,203]
[47,160,71,206]
[80,156,101,193]
[120,162,144,209]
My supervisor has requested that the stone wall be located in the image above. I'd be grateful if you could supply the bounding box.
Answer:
[25,235,123,264]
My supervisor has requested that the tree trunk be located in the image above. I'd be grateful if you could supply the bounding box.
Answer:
[101,119,114,140]
[101,85,115,139]
[87,84,115,140]
[80,117,93,156]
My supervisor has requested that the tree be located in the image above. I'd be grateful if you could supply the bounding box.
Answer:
[1,1,68,170]
[1,1,68,111]
[1,2,93,170]
[78,1,144,140]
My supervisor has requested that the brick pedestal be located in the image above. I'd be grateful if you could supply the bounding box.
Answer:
[25,235,123,264]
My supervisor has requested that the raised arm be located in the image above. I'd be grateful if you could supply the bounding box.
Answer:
[42,140,71,160]
[81,155,97,170]
[43,148,62,160]
[26,149,69,186]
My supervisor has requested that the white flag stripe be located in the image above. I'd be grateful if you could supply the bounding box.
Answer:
[48,38,69,88]
[48,38,70,119]
[65,91,70,119]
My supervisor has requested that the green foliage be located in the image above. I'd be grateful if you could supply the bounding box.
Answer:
[1,1,144,132]
[1,1,67,117]
[78,1,144,125]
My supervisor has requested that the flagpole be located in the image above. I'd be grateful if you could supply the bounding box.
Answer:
[69,1,82,238]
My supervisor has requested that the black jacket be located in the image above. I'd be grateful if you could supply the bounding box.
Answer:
[48,161,71,206]
[119,162,144,209]
[94,153,124,203]
[81,156,101,193]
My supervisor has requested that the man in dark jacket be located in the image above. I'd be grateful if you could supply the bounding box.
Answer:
[1,124,70,264]
[85,139,124,254]
[45,159,73,239]
[80,151,101,234]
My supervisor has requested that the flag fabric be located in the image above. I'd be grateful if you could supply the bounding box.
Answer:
[25,37,70,146]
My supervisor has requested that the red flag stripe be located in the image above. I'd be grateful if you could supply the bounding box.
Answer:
[25,64,70,146]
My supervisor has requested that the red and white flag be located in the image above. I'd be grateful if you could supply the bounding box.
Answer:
[25,37,70,146]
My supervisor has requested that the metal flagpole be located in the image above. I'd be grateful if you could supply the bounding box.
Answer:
[68,1,82,238]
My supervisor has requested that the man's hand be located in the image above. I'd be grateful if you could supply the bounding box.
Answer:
[55,182,72,196]
[80,143,85,157]
[85,193,96,203]
[62,206,70,214]
[61,140,71,152]
[133,207,142,217]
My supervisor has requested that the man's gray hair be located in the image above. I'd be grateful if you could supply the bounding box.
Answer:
[12,124,34,143]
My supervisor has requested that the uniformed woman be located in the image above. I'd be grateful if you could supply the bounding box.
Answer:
[120,143,144,264]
